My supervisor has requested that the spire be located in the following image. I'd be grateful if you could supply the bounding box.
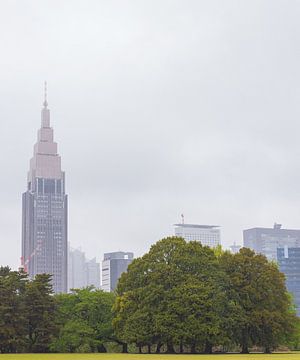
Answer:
[41,81,50,128]
[43,81,48,108]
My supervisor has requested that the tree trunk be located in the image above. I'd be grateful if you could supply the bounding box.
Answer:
[148,344,151,354]
[138,345,142,354]
[179,340,184,353]
[265,347,272,354]
[97,344,107,353]
[156,342,162,353]
[241,344,249,354]
[204,341,213,354]
[166,341,175,353]
[190,342,197,354]
[122,343,128,353]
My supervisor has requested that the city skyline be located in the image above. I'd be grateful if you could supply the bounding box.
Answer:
[1,1,300,269]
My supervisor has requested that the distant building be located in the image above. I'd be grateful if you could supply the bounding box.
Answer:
[229,242,241,254]
[86,258,100,288]
[68,248,86,290]
[277,247,300,316]
[174,223,220,248]
[22,86,68,293]
[243,223,300,261]
[243,223,300,315]
[68,247,100,290]
[102,252,134,292]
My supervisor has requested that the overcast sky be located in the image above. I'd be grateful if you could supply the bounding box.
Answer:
[0,0,300,268]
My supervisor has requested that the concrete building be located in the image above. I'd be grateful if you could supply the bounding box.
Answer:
[68,247,100,290]
[174,224,221,248]
[243,223,300,261]
[277,247,300,316]
[102,252,134,292]
[22,85,68,293]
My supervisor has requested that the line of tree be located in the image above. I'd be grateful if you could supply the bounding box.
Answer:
[0,237,299,353]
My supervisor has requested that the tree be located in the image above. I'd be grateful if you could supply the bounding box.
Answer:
[113,237,228,353]
[0,267,28,353]
[25,273,57,352]
[220,247,298,353]
[51,287,115,353]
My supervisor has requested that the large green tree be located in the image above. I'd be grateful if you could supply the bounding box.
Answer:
[113,237,228,353]
[220,247,297,353]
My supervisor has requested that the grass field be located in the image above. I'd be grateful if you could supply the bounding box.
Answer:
[1,354,300,360]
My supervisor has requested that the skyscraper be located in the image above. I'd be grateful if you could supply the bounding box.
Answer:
[102,252,134,292]
[21,84,68,293]
[174,224,221,248]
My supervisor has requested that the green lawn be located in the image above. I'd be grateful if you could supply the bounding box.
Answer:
[1,354,300,360]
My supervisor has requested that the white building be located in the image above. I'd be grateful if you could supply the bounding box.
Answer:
[174,223,221,248]
[68,247,100,291]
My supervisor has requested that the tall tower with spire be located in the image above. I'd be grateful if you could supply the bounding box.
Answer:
[22,83,68,293]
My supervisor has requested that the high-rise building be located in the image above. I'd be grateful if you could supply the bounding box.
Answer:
[277,247,300,316]
[68,247,100,290]
[102,252,134,292]
[22,85,68,293]
[243,223,300,261]
[86,258,101,288]
[68,247,87,290]
[174,223,220,248]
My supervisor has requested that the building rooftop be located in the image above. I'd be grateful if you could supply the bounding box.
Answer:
[174,224,220,229]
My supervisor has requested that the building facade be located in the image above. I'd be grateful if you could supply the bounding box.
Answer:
[22,89,68,293]
[102,252,134,292]
[243,223,300,261]
[68,247,100,290]
[174,224,220,248]
[277,247,300,316]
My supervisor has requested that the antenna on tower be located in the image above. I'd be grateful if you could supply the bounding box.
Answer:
[43,81,48,108]
[181,214,184,225]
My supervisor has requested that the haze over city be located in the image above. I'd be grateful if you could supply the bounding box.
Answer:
[1,0,300,269]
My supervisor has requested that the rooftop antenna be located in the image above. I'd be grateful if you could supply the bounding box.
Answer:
[43,81,48,108]
[181,213,184,225]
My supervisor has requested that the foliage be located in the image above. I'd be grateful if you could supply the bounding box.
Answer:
[220,247,298,353]
[0,268,56,353]
[113,238,298,354]
[51,287,115,353]
[25,274,57,353]
[113,237,229,353]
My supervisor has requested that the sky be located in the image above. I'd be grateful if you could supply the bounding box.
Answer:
[0,0,300,269]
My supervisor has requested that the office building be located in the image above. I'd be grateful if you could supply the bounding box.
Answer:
[68,247,100,290]
[243,223,300,261]
[174,223,220,248]
[102,252,134,292]
[277,247,300,316]
[22,86,68,293]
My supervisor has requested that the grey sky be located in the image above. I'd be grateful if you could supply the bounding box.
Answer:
[0,0,300,268]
